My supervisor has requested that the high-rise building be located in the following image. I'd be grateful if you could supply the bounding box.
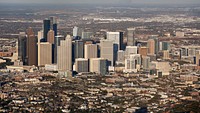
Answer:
[26,27,37,66]
[38,30,43,41]
[117,50,125,63]
[74,58,89,73]
[142,56,151,70]
[100,40,114,66]
[125,46,138,58]
[54,35,64,64]
[73,26,82,38]
[84,44,98,59]
[147,39,155,55]
[43,19,50,41]
[50,16,57,37]
[73,40,84,62]
[127,28,135,46]
[90,58,107,75]
[124,54,142,72]
[47,30,55,44]
[38,42,52,66]
[138,47,148,57]
[106,32,123,50]
[57,35,72,71]
[18,32,27,65]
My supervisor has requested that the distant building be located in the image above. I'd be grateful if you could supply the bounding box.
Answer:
[127,28,135,46]
[18,32,27,65]
[73,26,82,38]
[84,44,98,59]
[124,54,141,73]
[106,32,123,50]
[117,50,125,64]
[82,32,93,39]
[147,39,155,55]
[90,58,107,75]
[72,40,84,62]
[26,27,37,66]
[142,56,151,70]
[47,30,55,44]
[75,58,89,73]
[138,47,148,57]
[125,46,138,58]
[43,19,50,41]
[100,40,114,66]
[57,35,72,71]
[38,42,52,66]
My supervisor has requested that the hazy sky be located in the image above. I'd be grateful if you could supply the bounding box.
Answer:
[0,0,199,5]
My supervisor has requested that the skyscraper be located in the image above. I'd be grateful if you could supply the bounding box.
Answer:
[90,58,107,75]
[74,58,89,73]
[125,46,138,58]
[138,47,148,57]
[106,32,123,50]
[26,27,37,66]
[47,30,55,44]
[84,44,98,59]
[142,56,151,70]
[54,35,64,64]
[147,39,155,55]
[38,42,52,66]
[100,40,114,66]
[57,35,72,71]
[127,28,135,46]
[73,40,84,62]
[18,32,27,65]
[50,16,57,37]
[43,19,50,42]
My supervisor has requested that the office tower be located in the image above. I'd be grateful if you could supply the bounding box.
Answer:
[163,50,170,60]
[127,28,135,46]
[73,26,82,38]
[26,27,37,66]
[124,54,141,72]
[57,35,72,71]
[50,16,57,37]
[125,46,138,58]
[90,58,107,75]
[43,19,50,41]
[54,35,64,64]
[82,32,93,39]
[38,30,43,41]
[38,42,52,66]
[142,56,151,70]
[100,40,114,66]
[147,39,155,55]
[106,32,123,50]
[117,50,125,63]
[84,44,98,59]
[138,47,148,57]
[18,32,27,64]
[154,37,159,55]
[47,30,55,44]
[74,58,89,73]
[73,40,84,61]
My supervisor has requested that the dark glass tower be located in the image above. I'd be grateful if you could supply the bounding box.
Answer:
[43,19,50,42]
[18,32,27,65]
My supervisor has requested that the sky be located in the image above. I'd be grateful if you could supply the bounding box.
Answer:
[0,0,199,5]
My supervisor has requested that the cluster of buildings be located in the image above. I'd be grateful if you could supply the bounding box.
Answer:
[14,16,173,77]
